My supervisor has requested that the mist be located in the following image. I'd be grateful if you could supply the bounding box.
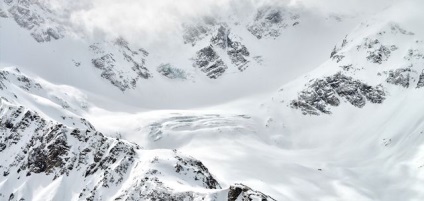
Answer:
[44,0,398,46]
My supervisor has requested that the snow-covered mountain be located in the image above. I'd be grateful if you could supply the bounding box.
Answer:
[1,0,424,200]
[0,98,277,201]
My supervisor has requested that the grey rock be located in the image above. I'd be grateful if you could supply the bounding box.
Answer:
[157,63,188,80]
[417,71,424,88]
[332,54,345,63]
[0,101,208,200]
[389,24,414,35]
[210,26,250,71]
[340,64,353,71]
[404,48,424,61]
[193,46,227,79]
[228,183,276,201]
[356,38,394,64]
[182,16,218,46]
[89,38,151,91]
[0,101,275,200]
[386,68,411,88]
[330,36,348,59]
[5,0,64,42]
[367,45,391,64]
[291,72,385,115]
[247,6,299,39]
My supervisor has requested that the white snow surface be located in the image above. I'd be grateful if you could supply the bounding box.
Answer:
[1,0,424,200]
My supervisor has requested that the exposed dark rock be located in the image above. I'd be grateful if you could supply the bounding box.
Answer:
[404,48,424,61]
[227,39,250,72]
[8,193,14,201]
[182,17,218,46]
[157,63,188,80]
[5,0,64,42]
[389,24,414,35]
[247,7,299,39]
[417,70,424,88]
[355,38,395,64]
[330,46,338,58]
[186,19,257,76]
[89,39,151,91]
[193,46,227,79]
[367,45,391,64]
[291,72,385,115]
[174,155,221,189]
[340,64,353,71]
[210,26,251,71]
[0,69,42,93]
[386,68,411,88]
[0,101,280,201]
[228,183,276,201]
[330,36,348,59]
[332,54,345,63]
[210,26,230,49]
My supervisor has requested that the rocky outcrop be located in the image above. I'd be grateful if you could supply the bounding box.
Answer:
[211,26,251,71]
[0,68,42,92]
[193,46,228,79]
[386,24,414,36]
[330,36,348,62]
[90,38,151,91]
[291,72,385,115]
[354,38,397,64]
[0,101,193,200]
[0,100,273,200]
[366,44,393,64]
[157,63,188,80]
[417,71,424,89]
[386,68,412,88]
[0,67,88,114]
[405,48,424,61]
[182,16,218,46]
[331,24,414,67]
[192,25,253,78]
[3,0,64,42]
[228,183,276,201]
[247,6,300,39]
[0,102,133,183]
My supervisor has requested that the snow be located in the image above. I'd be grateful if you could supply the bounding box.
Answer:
[1,0,424,200]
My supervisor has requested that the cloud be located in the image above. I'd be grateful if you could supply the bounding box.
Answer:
[46,0,400,45]
[293,0,398,14]
[45,0,293,43]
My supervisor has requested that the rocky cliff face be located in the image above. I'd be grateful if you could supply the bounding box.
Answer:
[290,72,385,115]
[288,22,424,115]
[227,184,276,201]
[0,67,88,118]
[1,1,305,91]
[247,6,300,40]
[193,45,228,79]
[187,6,300,79]
[0,66,276,200]
[0,99,275,201]
[89,38,151,91]
[191,24,255,79]
[1,0,64,42]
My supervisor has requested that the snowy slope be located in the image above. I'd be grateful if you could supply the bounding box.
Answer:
[0,0,359,109]
[1,0,424,200]
[0,99,278,201]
